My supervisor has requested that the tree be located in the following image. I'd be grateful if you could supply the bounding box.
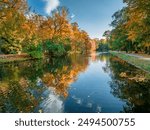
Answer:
[51,7,73,42]
[109,0,150,54]
[124,0,150,54]
[0,2,92,55]
[0,0,28,54]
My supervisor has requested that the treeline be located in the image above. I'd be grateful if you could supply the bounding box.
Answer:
[107,0,150,54]
[0,0,91,58]
[96,39,109,52]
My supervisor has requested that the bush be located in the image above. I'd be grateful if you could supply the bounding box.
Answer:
[1,42,22,54]
[25,44,43,59]
[45,40,67,57]
[64,44,71,52]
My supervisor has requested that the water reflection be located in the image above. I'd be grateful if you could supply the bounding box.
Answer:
[37,87,64,113]
[107,57,150,112]
[0,54,89,112]
[0,53,150,113]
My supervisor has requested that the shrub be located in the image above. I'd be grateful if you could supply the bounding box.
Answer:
[25,44,43,59]
[45,40,67,57]
[1,42,22,54]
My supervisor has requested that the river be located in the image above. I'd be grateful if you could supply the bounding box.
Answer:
[0,52,150,113]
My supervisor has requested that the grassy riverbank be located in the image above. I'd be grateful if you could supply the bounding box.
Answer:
[0,54,32,64]
[110,51,150,73]
[0,58,31,63]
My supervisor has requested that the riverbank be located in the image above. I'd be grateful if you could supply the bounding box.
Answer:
[0,52,79,64]
[110,51,150,73]
[0,54,32,64]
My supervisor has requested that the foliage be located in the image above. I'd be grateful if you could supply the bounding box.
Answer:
[108,0,150,54]
[25,44,43,59]
[0,0,28,54]
[0,1,91,56]
[45,40,66,57]
[97,43,109,52]
[97,39,109,52]
[1,42,22,54]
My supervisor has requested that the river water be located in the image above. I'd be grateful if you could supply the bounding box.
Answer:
[0,52,150,113]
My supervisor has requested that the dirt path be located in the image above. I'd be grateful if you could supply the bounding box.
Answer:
[0,53,30,63]
[116,52,150,61]
[124,53,150,61]
[0,53,29,59]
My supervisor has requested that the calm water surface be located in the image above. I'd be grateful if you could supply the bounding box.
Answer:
[0,53,150,113]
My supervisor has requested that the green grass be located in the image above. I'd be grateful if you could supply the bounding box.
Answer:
[110,51,150,73]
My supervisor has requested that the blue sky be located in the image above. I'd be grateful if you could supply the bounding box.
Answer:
[27,0,125,39]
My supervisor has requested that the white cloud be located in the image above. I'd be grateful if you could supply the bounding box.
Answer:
[44,0,60,15]
[71,14,75,19]
[25,11,35,19]
[40,87,64,113]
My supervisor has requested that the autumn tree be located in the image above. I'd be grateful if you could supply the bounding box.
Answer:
[123,0,150,54]
[71,22,91,53]
[0,0,28,54]
[109,0,150,54]
[51,7,73,42]
[0,2,92,56]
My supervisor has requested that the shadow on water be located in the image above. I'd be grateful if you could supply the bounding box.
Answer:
[0,52,150,113]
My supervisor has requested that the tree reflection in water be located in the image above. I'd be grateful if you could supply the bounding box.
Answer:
[0,54,89,113]
[106,56,150,113]
[0,53,150,113]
